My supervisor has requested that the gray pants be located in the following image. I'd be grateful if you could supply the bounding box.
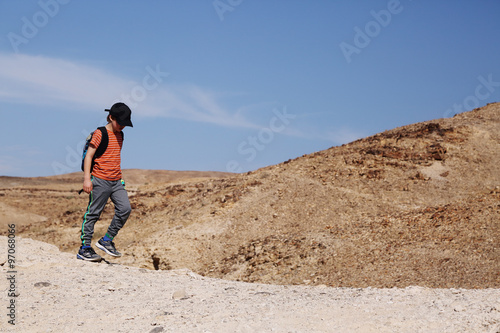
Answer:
[80,176,131,247]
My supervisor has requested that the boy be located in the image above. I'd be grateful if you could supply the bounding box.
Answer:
[77,102,133,261]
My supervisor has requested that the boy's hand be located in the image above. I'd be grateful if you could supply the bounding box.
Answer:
[83,178,93,194]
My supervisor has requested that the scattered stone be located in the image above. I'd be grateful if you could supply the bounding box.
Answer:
[172,289,188,300]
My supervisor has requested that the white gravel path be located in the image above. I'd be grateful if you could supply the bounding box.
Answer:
[1,236,499,332]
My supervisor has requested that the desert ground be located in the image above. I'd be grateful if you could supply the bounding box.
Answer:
[1,236,499,332]
[1,103,499,331]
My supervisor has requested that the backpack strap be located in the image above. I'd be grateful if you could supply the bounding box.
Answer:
[78,127,110,195]
[90,127,109,173]
[94,127,109,159]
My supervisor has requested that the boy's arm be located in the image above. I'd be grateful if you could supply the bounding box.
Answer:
[82,146,97,194]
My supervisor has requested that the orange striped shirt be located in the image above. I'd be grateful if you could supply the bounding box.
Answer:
[90,128,123,181]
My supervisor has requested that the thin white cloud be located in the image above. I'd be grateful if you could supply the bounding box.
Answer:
[142,84,261,129]
[0,53,126,108]
[0,53,261,129]
[0,53,351,142]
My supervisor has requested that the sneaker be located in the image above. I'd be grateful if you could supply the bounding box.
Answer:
[77,246,102,262]
[96,238,122,257]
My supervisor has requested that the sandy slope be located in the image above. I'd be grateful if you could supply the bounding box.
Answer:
[1,236,499,332]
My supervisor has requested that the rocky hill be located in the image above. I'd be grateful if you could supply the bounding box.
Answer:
[1,103,499,288]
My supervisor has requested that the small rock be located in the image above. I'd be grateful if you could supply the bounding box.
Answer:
[172,289,188,300]
[34,282,51,288]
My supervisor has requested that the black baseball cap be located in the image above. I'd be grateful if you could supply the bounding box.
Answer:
[105,102,133,127]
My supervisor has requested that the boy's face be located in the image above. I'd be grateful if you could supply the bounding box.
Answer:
[111,118,125,132]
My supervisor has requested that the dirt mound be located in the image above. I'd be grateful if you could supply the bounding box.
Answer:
[2,103,499,288]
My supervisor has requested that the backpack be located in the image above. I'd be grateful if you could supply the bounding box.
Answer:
[81,127,125,172]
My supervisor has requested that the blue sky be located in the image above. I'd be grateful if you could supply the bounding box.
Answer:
[1,0,499,177]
